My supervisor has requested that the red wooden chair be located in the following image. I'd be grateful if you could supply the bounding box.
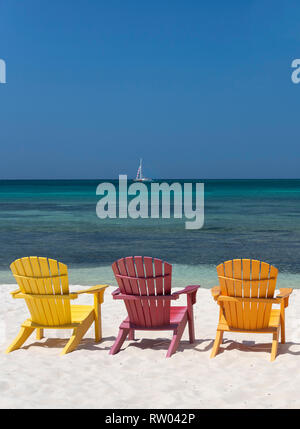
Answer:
[110,256,200,357]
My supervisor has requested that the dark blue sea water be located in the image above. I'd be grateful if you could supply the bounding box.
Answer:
[0,179,300,287]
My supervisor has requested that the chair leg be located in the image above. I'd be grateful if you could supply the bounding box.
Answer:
[94,318,102,343]
[61,315,94,356]
[210,330,224,358]
[5,326,35,353]
[187,301,196,343]
[188,317,195,343]
[128,329,135,340]
[271,329,279,362]
[110,328,130,355]
[166,317,187,358]
[280,318,285,344]
[94,293,102,342]
[36,329,44,340]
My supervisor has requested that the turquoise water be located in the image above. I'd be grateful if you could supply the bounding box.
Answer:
[0,179,300,287]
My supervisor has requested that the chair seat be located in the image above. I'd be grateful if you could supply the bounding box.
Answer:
[22,305,94,329]
[268,309,281,328]
[218,309,280,332]
[120,306,188,330]
[71,305,94,324]
[170,306,187,324]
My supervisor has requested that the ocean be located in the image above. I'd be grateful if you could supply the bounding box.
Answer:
[0,179,300,288]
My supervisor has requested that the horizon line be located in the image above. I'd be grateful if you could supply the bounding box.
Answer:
[0,178,300,181]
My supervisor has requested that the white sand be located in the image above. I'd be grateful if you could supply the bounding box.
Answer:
[1,284,300,409]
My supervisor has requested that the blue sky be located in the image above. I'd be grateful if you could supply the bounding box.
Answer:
[0,0,300,179]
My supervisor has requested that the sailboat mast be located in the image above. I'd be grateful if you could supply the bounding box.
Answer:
[134,157,150,182]
[136,158,142,180]
[140,158,143,179]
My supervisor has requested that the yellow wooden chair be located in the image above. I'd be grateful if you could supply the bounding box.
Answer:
[6,257,109,355]
[211,259,292,361]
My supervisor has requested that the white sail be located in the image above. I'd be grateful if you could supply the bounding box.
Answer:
[134,158,151,182]
[136,159,143,180]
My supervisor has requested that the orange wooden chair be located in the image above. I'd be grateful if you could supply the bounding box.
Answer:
[211,259,292,361]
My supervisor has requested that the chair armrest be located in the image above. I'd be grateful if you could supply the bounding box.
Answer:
[173,285,200,296]
[112,288,179,301]
[112,288,121,297]
[276,288,293,308]
[10,289,22,298]
[76,285,109,295]
[211,286,221,301]
[277,288,293,299]
[173,285,200,305]
[10,292,78,300]
[114,294,179,301]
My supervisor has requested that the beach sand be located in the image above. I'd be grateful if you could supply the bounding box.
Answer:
[1,284,300,409]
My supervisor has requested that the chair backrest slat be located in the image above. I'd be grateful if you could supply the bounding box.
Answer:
[163,260,172,325]
[10,257,72,326]
[58,261,72,323]
[112,256,172,328]
[113,258,140,325]
[232,259,243,327]
[125,256,147,325]
[242,259,251,330]
[153,258,165,326]
[224,260,237,328]
[256,261,272,329]
[217,259,278,330]
[263,264,277,326]
[249,259,260,330]
[144,256,161,326]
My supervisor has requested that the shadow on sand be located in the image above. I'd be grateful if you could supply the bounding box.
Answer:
[15,334,300,358]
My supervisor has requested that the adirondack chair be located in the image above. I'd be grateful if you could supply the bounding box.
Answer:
[6,257,109,355]
[210,259,293,361]
[110,256,200,357]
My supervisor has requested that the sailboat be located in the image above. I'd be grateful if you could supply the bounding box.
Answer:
[134,158,151,182]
